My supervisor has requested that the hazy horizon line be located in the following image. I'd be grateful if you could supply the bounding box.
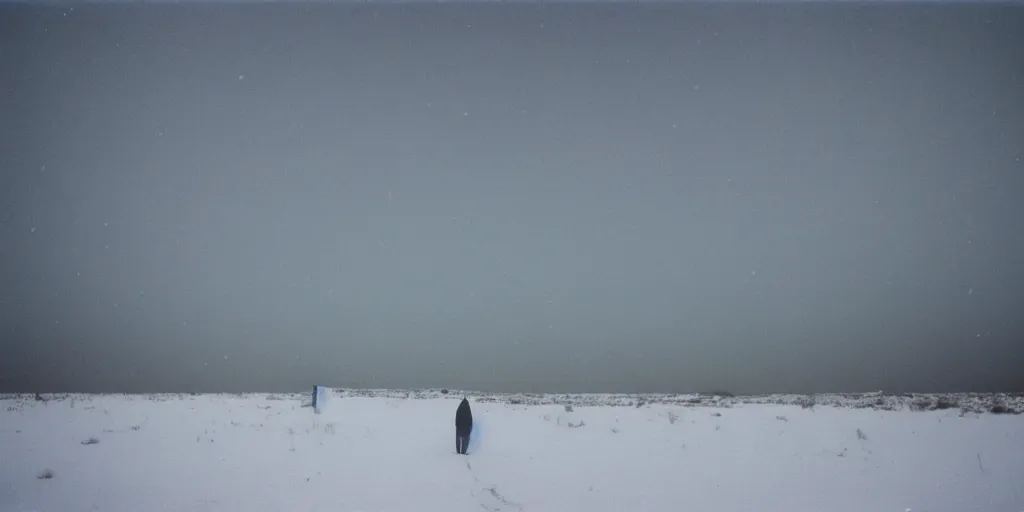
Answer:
[3,0,1016,5]
[6,385,1023,395]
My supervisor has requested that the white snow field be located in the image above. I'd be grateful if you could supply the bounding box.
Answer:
[2,390,1023,512]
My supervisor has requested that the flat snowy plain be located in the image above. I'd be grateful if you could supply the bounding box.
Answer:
[2,390,1022,512]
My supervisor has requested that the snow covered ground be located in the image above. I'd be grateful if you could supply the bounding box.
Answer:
[2,390,1022,512]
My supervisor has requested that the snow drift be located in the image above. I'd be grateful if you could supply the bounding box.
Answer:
[1,390,1022,512]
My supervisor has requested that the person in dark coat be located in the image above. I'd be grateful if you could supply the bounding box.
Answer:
[455,397,473,455]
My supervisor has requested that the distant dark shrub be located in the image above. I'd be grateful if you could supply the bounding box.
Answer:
[440,389,449,395]
[797,395,816,410]
[911,399,933,412]
[564,405,573,413]
[990,404,1009,414]
[933,398,956,410]
[37,469,54,479]
[856,428,867,441]
[81,437,99,445]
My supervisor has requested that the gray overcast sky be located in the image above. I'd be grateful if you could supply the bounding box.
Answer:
[1,2,1022,395]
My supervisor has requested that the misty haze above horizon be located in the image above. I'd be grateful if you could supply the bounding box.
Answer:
[1,2,1022,395]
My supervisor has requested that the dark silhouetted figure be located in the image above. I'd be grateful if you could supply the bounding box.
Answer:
[455,397,473,455]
